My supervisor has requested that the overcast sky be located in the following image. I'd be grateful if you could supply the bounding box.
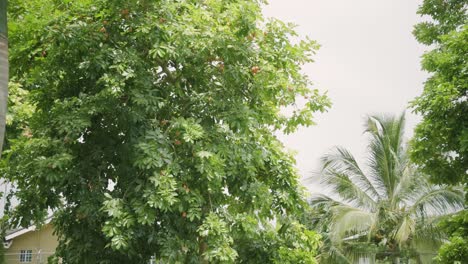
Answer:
[263,0,428,193]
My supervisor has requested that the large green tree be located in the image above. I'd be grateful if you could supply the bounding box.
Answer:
[0,0,7,156]
[411,0,467,187]
[3,0,329,263]
[411,1,467,263]
[311,114,464,263]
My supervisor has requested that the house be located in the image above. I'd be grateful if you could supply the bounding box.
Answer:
[3,220,58,264]
[3,222,156,264]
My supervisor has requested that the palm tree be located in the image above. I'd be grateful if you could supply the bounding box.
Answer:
[0,0,7,156]
[311,114,464,263]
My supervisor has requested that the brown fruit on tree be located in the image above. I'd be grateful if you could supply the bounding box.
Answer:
[251,66,260,75]
[121,9,130,16]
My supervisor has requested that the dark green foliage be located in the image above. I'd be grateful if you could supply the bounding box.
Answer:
[2,0,328,263]
[434,210,468,263]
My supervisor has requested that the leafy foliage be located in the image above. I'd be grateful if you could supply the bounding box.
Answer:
[411,0,467,187]
[3,81,34,149]
[411,2,468,262]
[310,114,464,263]
[434,210,468,263]
[3,0,329,263]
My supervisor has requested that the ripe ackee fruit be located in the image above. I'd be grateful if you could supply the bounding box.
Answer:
[251,66,260,75]
[174,139,182,145]
[121,9,129,16]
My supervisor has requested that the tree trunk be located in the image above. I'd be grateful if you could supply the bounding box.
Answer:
[0,0,8,157]
[198,237,209,264]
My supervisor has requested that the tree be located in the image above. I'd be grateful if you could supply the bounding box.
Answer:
[3,0,329,263]
[411,0,467,187]
[433,210,468,263]
[311,114,464,263]
[0,0,8,156]
[411,2,467,262]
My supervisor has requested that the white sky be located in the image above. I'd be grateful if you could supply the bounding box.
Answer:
[263,0,428,193]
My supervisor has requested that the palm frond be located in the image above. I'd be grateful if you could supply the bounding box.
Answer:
[329,205,376,243]
[411,217,446,256]
[393,215,415,245]
[320,167,377,211]
[365,114,406,198]
[319,243,352,264]
[391,165,419,206]
[321,147,381,203]
[408,185,464,217]
[309,193,349,208]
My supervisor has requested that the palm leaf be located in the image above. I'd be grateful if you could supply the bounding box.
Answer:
[329,205,376,242]
[393,215,415,245]
[321,147,381,203]
[408,185,464,217]
[309,193,349,208]
[391,165,419,207]
[365,114,406,197]
[320,164,377,210]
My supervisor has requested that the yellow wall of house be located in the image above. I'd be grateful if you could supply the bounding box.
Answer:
[4,224,58,264]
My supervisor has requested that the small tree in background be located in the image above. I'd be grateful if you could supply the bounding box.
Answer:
[3,0,329,263]
[311,114,464,263]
